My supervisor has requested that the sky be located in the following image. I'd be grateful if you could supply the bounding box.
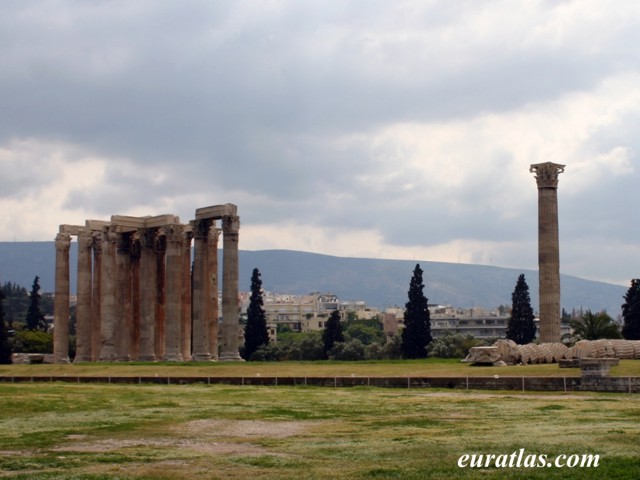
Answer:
[1,0,639,287]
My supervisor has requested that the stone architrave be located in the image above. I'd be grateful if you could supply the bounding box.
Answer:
[530,162,565,343]
[208,226,220,360]
[53,232,72,364]
[163,225,184,361]
[74,229,93,362]
[181,228,193,361]
[99,227,118,361]
[138,228,157,361]
[115,232,132,361]
[219,214,243,361]
[191,219,212,361]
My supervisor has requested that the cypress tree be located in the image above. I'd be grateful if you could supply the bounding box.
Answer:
[322,310,344,359]
[243,268,270,360]
[622,278,640,340]
[505,274,536,344]
[0,289,12,364]
[25,276,47,331]
[401,264,432,359]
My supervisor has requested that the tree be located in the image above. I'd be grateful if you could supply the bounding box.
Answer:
[243,268,270,360]
[622,278,640,340]
[322,310,344,359]
[401,264,432,359]
[0,289,12,364]
[1,282,29,327]
[569,310,621,341]
[25,276,47,331]
[505,274,536,344]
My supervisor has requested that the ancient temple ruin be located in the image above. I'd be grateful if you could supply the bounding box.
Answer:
[52,204,242,363]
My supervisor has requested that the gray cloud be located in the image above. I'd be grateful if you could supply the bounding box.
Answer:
[1,0,639,285]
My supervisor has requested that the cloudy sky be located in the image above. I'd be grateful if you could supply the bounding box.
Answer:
[1,0,639,286]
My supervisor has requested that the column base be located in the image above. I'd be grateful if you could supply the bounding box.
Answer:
[137,354,157,362]
[53,355,70,364]
[73,356,92,363]
[163,353,184,362]
[191,353,213,362]
[219,351,245,362]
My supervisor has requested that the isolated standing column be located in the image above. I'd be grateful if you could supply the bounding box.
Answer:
[53,232,71,363]
[219,214,243,361]
[530,162,565,343]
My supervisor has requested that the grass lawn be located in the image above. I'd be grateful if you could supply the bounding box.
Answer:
[0,362,638,479]
[1,358,639,378]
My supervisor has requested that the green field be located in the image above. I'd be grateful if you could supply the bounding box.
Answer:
[0,360,639,479]
[1,358,639,378]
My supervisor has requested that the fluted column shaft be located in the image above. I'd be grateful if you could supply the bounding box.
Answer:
[130,239,141,360]
[155,235,166,359]
[53,232,71,363]
[138,228,157,361]
[191,219,212,361]
[163,226,184,361]
[74,230,93,362]
[115,233,132,361]
[91,232,102,361]
[208,226,220,359]
[99,228,117,361]
[219,215,243,361]
[181,230,193,361]
[531,162,565,343]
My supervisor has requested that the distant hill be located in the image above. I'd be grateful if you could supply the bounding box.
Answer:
[0,242,627,316]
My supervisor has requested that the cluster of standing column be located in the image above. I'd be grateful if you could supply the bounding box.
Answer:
[53,204,242,363]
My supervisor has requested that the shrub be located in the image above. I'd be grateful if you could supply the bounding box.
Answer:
[427,332,481,359]
[328,339,366,361]
[11,329,53,353]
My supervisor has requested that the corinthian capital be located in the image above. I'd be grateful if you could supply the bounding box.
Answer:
[55,232,71,251]
[530,162,565,189]
[222,215,240,234]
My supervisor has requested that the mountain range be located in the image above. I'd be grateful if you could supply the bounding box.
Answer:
[0,242,628,316]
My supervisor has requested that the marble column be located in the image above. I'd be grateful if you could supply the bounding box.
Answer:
[530,162,565,343]
[99,227,117,361]
[191,219,212,361]
[130,238,141,360]
[208,226,220,360]
[219,215,243,361]
[53,232,71,364]
[163,225,184,361]
[115,233,132,361]
[74,229,93,363]
[138,228,157,361]
[155,234,166,360]
[90,232,102,361]
[181,229,193,361]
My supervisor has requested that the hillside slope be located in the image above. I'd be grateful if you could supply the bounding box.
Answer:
[0,242,627,315]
